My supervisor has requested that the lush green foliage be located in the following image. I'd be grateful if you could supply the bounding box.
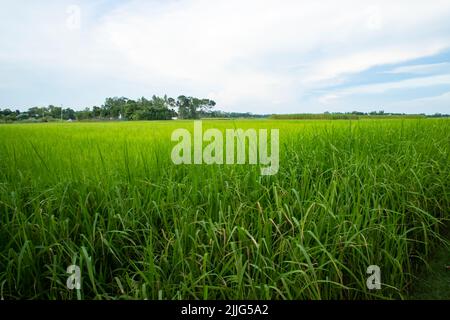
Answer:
[0,119,449,299]
[0,95,216,122]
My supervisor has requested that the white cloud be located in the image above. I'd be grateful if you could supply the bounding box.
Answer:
[385,62,450,75]
[323,74,450,99]
[386,91,450,113]
[1,0,450,112]
[302,43,449,84]
[318,94,340,105]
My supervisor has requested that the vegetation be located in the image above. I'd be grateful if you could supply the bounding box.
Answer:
[271,113,361,120]
[0,95,216,122]
[0,118,449,299]
[4,99,449,124]
[410,237,450,299]
[270,111,449,120]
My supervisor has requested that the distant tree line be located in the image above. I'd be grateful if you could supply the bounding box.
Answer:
[271,113,360,120]
[271,110,450,120]
[0,95,218,122]
[201,111,269,119]
[2,102,449,123]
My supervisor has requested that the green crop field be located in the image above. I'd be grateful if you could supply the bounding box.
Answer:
[0,118,449,299]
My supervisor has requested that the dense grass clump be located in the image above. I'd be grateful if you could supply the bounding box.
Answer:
[0,119,449,299]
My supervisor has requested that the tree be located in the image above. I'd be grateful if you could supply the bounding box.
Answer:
[175,96,216,119]
[1,108,13,116]
[0,94,216,122]
[75,108,90,120]
[176,95,190,119]
[92,106,101,118]
[123,100,137,120]
[48,105,57,118]
[103,97,128,119]
[64,108,76,120]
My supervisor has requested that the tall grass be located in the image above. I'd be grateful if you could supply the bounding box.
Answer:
[0,119,449,299]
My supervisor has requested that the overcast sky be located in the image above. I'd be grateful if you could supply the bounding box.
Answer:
[1,0,450,114]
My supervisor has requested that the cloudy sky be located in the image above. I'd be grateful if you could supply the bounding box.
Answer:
[1,0,450,114]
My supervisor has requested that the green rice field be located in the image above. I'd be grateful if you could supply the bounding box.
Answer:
[0,118,449,299]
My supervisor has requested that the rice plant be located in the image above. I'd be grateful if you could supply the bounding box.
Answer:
[0,118,449,299]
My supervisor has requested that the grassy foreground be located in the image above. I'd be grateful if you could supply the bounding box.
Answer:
[409,227,450,299]
[0,119,449,299]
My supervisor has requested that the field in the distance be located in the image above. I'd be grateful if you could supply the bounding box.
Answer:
[0,119,449,299]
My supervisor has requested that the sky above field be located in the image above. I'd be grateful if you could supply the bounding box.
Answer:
[1,0,450,114]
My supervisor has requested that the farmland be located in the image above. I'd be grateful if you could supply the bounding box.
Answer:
[0,118,449,299]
